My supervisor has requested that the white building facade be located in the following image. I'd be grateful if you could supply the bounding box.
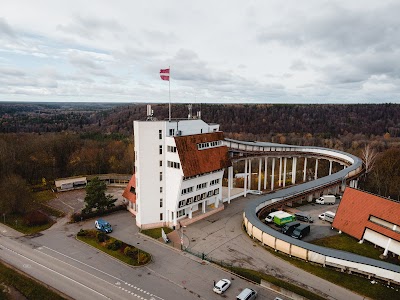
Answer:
[123,119,230,229]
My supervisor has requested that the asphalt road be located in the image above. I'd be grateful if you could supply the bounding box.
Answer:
[184,194,365,300]
[1,211,291,300]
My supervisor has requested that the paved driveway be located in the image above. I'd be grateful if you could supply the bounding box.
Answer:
[47,187,126,214]
[183,194,364,300]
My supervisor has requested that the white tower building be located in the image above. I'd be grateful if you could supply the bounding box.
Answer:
[123,118,230,229]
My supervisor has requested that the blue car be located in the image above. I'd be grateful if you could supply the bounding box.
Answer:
[95,219,113,233]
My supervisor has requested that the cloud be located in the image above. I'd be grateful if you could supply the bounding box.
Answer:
[57,15,123,40]
[67,49,114,77]
[0,17,15,37]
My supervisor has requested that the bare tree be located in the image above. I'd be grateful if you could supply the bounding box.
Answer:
[361,144,378,175]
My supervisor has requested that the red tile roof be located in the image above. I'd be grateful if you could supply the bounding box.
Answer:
[174,132,231,178]
[122,175,136,203]
[333,187,400,241]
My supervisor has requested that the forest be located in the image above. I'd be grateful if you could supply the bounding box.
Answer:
[0,102,399,211]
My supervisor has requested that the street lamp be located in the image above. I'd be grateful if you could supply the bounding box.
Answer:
[180,225,187,250]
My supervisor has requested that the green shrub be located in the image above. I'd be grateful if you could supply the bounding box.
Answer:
[96,231,107,243]
[107,239,122,251]
[77,229,87,236]
[23,210,49,226]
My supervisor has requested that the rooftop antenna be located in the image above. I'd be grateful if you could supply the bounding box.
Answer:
[188,104,193,119]
[146,104,154,121]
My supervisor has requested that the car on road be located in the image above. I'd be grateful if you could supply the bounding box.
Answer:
[236,287,257,300]
[213,279,231,294]
[95,219,113,233]
[248,190,263,195]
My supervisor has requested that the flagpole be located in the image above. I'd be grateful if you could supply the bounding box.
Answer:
[169,65,171,121]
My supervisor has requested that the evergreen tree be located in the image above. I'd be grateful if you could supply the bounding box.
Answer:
[83,177,116,213]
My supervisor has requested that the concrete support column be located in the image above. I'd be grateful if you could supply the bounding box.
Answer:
[228,166,233,204]
[264,157,268,190]
[244,159,248,197]
[292,157,297,184]
[248,159,252,189]
[329,160,333,175]
[303,157,307,182]
[202,202,206,213]
[278,157,282,187]
[314,159,319,180]
[383,239,392,256]
[283,157,287,187]
[258,158,262,191]
[271,158,276,191]
[189,209,192,219]
[343,164,346,169]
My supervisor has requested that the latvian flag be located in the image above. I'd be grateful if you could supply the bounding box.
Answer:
[160,68,170,81]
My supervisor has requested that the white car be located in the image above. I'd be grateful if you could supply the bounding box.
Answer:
[248,190,263,195]
[213,279,231,294]
[318,213,325,220]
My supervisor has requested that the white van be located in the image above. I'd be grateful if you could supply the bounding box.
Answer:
[264,210,285,223]
[236,288,257,300]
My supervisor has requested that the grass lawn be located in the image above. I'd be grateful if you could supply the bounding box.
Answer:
[0,214,54,235]
[141,227,173,239]
[311,234,400,266]
[0,261,67,300]
[228,266,326,300]
[77,230,151,266]
[33,190,65,218]
[262,243,400,300]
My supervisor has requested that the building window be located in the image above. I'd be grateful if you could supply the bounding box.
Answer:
[159,130,162,139]
[178,200,186,208]
[210,179,220,186]
[160,213,163,221]
[207,190,213,197]
[196,182,207,190]
[169,129,175,136]
[197,140,222,150]
[177,209,185,218]
[159,145,162,155]
[167,146,177,153]
[167,161,180,169]
[214,188,219,195]
[160,198,163,208]
[160,172,163,181]
[187,197,193,205]
[181,187,193,195]
[159,160,163,167]
[160,187,163,193]
[201,192,206,200]
[194,195,201,202]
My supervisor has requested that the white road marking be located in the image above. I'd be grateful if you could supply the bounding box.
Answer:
[41,246,165,300]
[1,243,110,299]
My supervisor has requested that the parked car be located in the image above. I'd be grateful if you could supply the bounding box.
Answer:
[294,212,314,223]
[319,211,336,223]
[213,279,231,294]
[281,221,301,235]
[273,212,296,227]
[236,287,257,300]
[315,195,335,205]
[291,224,310,239]
[95,219,113,233]
[265,210,285,223]
[248,190,263,195]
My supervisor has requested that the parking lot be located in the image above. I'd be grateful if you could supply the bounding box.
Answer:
[47,187,126,214]
[265,199,341,242]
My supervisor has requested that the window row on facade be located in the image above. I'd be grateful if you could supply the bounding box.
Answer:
[178,188,220,208]
[197,140,222,150]
[167,161,181,169]
[182,179,221,195]
[167,145,177,153]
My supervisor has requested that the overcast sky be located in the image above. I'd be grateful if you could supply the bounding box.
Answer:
[1,0,399,103]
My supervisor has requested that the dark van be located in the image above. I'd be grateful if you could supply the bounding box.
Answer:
[291,224,310,239]
[281,221,301,235]
[294,212,313,223]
